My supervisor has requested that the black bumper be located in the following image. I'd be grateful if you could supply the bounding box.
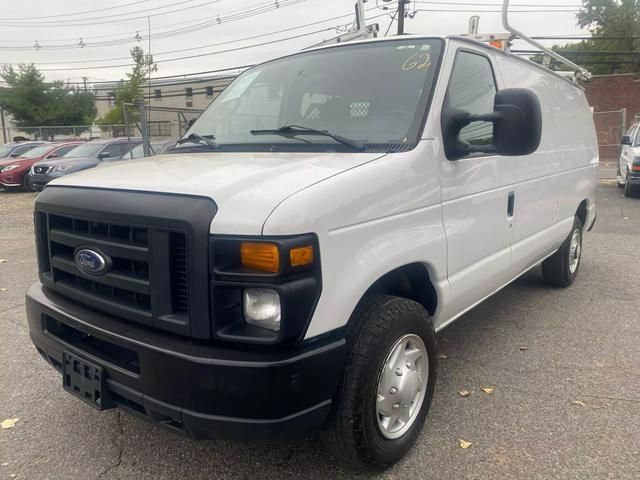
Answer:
[28,174,53,190]
[26,282,346,440]
[627,171,640,186]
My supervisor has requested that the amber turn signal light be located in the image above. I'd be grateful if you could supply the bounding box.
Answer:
[290,245,314,267]
[240,242,280,272]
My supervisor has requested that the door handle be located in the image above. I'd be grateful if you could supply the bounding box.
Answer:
[507,191,515,219]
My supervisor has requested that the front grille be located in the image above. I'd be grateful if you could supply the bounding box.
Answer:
[34,187,217,339]
[33,165,50,175]
[169,232,189,313]
[37,212,189,331]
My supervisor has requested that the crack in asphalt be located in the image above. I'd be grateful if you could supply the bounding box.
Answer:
[96,411,125,480]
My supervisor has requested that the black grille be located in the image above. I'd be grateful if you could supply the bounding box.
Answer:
[37,213,188,329]
[169,232,189,313]
[34,187,217,339]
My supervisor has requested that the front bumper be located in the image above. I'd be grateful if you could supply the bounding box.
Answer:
[28,173,57,190]
[627,171,640,186]
[0,173,22,187]
[26,281,346,440]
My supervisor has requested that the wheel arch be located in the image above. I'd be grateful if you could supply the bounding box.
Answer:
[576,199,588,227]
[348,263,439,326]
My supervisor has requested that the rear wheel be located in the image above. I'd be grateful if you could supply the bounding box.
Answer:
[542,217,583,287]
[323,295,437,470]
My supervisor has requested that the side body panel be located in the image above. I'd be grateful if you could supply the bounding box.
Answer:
[262,144,448,340]
[492,54,598,276]
[430,42,517,329]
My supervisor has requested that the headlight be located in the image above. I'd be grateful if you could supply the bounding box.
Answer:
[0,164,20,173]
[243,288,281,332]
[52,165,74,173]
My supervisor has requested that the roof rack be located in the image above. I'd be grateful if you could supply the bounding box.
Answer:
[501,0,591,82]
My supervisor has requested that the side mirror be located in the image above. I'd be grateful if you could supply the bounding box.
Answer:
[621,135,632,146]
[442,88,542,159]
[47,153,59,159]
[97,152,110,160]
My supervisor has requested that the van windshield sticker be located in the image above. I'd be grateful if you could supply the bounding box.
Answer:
[402,53,431,71]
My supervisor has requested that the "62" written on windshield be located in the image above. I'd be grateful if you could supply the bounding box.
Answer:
[402,53,431,71]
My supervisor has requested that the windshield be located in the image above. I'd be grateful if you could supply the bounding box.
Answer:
[18,145,53,159]
[0,145,16,158]
[62,142,104,158]
[180,39,442,152]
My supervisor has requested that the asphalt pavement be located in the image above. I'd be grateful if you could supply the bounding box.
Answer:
[1,182,639,480]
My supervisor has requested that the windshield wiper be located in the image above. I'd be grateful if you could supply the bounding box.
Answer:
[176,133,219,149]
[250,125,364,151]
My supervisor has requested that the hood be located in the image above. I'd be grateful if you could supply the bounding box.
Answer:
[0,158,23,168]
[38,156,99,171]
[48,151,386,234]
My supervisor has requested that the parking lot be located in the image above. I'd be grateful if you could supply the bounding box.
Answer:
[1,182,639,480]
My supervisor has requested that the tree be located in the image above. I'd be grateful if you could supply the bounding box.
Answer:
[539,0,640,75]
[96,46,157,126]
[0,64,96,136]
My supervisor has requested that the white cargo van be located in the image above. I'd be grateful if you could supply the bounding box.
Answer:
[26,30,597,469]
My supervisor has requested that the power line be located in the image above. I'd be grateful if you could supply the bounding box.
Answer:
[413,1,581,6]
[22,10,366,65]
[33,24,353,71]
[0,0,152,21]
[0,0,220,27]
[0,0,305,50]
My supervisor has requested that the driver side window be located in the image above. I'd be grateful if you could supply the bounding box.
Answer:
[446,51,497,147]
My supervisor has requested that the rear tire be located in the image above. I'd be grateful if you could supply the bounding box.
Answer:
[323,295,437,470]
[542,217,583,288]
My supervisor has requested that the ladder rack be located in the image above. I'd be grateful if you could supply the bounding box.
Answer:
[501,0,591,81]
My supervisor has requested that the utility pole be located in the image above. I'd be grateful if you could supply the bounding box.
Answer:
[82,76,88,92]
[397,0,406,35]
[0,108,7,143]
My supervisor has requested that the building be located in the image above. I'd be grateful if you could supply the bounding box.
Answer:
[93,73,237,117]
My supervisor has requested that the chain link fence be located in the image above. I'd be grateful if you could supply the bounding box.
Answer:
[121,102,203,156]
[1,124,133,143]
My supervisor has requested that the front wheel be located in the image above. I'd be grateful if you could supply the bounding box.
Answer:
[623,173,636,197]
[542,217,583,287]
[323,295,437,470]
[22,174,34,192]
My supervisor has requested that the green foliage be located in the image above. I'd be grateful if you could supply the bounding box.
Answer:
[0,63,96,134]
[96,46,157,126]
[538,0,640,75]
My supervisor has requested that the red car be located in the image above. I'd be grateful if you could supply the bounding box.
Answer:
[0,142,83,191]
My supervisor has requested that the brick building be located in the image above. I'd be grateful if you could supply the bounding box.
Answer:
[583,74,640,159]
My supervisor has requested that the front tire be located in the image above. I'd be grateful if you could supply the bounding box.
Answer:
[323,295,437,470]
[542,217,583,287]
[21,174,33,192]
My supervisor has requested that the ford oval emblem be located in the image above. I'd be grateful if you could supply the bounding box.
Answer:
[74,248,110,276]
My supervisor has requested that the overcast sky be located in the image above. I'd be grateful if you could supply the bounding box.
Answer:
[0,0,589,83]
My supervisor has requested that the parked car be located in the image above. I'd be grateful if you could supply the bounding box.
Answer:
[26,35,597,470]
[128,139,176,158]
[0,142,83,191]
[27,138,141,191]
[0,141,48,162]
[618,120,640,197]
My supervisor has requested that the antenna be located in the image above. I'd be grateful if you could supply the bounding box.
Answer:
[501,0,591,81]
